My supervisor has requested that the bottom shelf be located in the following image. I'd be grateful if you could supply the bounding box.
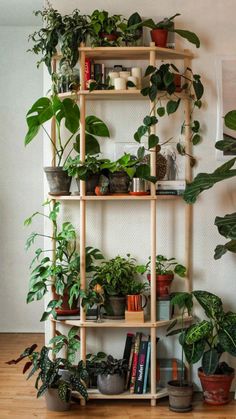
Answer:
[73,387,168,400]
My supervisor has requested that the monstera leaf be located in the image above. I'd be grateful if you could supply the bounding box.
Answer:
[185,321,213,345]
[192,291,223,321]
[202,348,219,375]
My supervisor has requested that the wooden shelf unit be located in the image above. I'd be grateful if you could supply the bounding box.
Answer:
[58,90,190,101]
[50,43,193,407]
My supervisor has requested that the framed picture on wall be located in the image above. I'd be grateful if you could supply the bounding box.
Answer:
[216,55,236,160]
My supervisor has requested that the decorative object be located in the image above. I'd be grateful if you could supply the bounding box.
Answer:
[130,178,149,195]
[156,297,171,321]
[114,77,126,90]
[127,76,138,90]
[131,67,142,88]
[108,71,120,86]
[119,70,131,79]
[97,355,128,395]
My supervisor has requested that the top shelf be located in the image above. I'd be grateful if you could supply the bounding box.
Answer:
[55,46,193,61]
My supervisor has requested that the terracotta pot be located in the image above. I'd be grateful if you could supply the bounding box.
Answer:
[44,167,71,196]
[151,29,168,47]
[126,294,147,311]
[198,368,235,405]
[167,380,193,412]
[100,33,118,42]
[147,273,174,297]
[53,290,79,316]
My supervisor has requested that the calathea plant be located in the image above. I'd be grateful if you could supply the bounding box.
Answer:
[168,291,236,375]
[25,200,103,320]
[183,110,236,259]
[6,344,88,401]
[134,63,204,167]
[97,355,128,376]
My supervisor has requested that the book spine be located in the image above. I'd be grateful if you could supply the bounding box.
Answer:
[94,63,102,83]
[143,341,151,394]
[123,333,134,363]
[85,58,91,89]
[129,333,141,393]
[134,338,148,394]
[156,190,178,195]
[125,334,135,390]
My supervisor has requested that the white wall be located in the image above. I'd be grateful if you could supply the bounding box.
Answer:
[0,27,44,332]
[45,0,236,388]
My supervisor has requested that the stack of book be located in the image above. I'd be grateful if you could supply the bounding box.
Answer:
[156,180,186,196]
[123,332,151,394]
[85,58,131,88]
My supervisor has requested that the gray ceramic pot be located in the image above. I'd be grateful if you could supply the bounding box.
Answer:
[44,167,72,196]
[76,173,100,195]
[109,171,130,194]
[45,388,71,412]
[107,296,126,318]
[167,380,193,413]
[97,374,125,395]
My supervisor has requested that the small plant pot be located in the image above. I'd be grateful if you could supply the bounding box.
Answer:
[44,167,71,196]
[97,373,125,395]
[54,291,79,316]
[105,296,126,318]
[45,388,71,412]
[100,33,118,42]
[126,294,147,311]
[198,368,235,405]
[167,380,193,413]
[76,173,100,195]
[147,273,174,297]
[151,29,168,47]
[109,171,130,194]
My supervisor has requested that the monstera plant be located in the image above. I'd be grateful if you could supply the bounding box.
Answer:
[183,110,236,259]
[168,290,236,405]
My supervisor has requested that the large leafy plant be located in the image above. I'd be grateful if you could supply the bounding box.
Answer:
[97,355,128,376]
[142,254,186,276]
[168,291,236,376]
[119,12,143,46]
[25,95,110,166]
[183,111,236,259]
[64,154,108,180]
[25,200,103,320]
[134,63,204,167]
[143,13,200,48]
[88,10,123,46]
[7,344,88,401]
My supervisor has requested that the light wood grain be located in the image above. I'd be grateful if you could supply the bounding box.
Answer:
[49,194,182,201]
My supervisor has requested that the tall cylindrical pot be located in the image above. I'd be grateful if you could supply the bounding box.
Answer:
[167,380,193,413]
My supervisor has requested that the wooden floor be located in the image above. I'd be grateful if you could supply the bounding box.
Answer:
[1,334,236,419]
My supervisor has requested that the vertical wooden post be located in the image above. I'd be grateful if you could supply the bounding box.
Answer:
[79,50,87,379]
[149,42,157,407]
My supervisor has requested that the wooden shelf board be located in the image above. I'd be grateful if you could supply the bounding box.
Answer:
[49,194,182,201]
[53,315,192,328]
[73,388,168,400]
[58,90,190,101]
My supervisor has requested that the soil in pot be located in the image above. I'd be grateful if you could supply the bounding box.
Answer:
[108,171,130,194]
[45,388,71,412]
[167,380,193,413]
[147,273,174,297]
[151,29,168,47]
[97,373,125,395]
[198,368,235,405]
[104,296,126,319]
[44,167,72,196]
[76,173,100,195]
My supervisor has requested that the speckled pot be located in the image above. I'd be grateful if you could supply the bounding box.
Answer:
[44,167,71,196]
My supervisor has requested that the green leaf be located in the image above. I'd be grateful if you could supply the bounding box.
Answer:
[167,99,180,115]
[224,110,236,130]
[170,63,179,73]
[74,133,100,155]
[192,120,200,133]
[193,79,204,100]
[216,137,236,154]
[185,321,213,344]
[192,291,223,320]
[202,349,219,375]
[163,71,174,87]
[148,134,159,149]
[214,244,227,260]
[85,115,110,138]
[156,107,165,117]
[137,146,145,160]
[183,339,205,364]
[149,84,158,102]
[61,99,80,134]
[174,29,200,48]
[215,213,236,240]
[144,65,156,77]
[192,134,201,145]
[218,325,236,356]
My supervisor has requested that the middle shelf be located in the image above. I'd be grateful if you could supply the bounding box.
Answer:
[49,194,183,201]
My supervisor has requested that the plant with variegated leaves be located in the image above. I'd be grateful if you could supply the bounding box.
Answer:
[49,326,80,363]
[6,344,88,401]
[168,290,236,377]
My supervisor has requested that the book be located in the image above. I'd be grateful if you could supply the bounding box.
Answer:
[156,190,178,195]
[143,341,151,394]
[85,58,91,88]
[156,180,186,190]
[129,332,142,393]
[123,333,135,387]
[94,63,102,83]
[125,334,135,390]
[134,335,149,394]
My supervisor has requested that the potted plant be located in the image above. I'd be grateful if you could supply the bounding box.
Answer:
[119,12,143,46]
[166,292,194,412]
[86,351,107,388]
[96,355,128,394]
[126,280,149,312]
[168,290,236,406]
[143,255,186,297]
[64,154,109,195]
[25,95,110,195]
[88,10,123,46]
[142,14,200,48]
[90,255,144,318]
[25,200,104,320]
[7,344,88,411]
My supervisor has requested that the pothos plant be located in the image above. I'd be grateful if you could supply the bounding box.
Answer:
[88,10,124,46]
[25,94,110,166]
[7,344,88,401]
[25,200,103,320]
[134,63,204,167]
[183,110,236,259]
[168,291,236,376]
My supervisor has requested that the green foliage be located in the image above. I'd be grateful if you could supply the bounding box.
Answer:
[7,344,88,401]
[74,115,110,155]
[97,355,128,376]
[64,154,107,180]
[120,12,143,46]
[49,327,80,363]
[168,290,236,376]
[88,10,124,46]
[144,254,186,277]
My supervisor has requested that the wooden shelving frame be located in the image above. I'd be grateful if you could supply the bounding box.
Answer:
[49,43,193,407]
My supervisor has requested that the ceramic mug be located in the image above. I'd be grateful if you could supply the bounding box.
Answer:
[126,294,147,311]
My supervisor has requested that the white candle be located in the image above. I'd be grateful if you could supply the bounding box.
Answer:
[127,76,138,90]
[114,77,127,90]
[119,71,131,80]
[108,71,120,86]
[131,67,142,88]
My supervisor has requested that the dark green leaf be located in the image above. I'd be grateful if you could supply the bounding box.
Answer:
[85,115,110,137]
[148,134,159,149]
[224,110,236,130]
[74,133,100,155]
[156,107,165,117]
[193,80,204,100]
[215,213,236,240]
[192,134,201,145]
[144,65,156,77]
[185,321,213,344]
[167,99,180,115]
[202,349,219,375]
[174,29,200,48]
[218,325,236,356]
[183,339,205,364]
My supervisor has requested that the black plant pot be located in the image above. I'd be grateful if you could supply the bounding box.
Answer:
[97,373,125,395]
[76,173,100,195]
[105,296,126,319]
[44,167,71,196]
[108,171,130,194]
